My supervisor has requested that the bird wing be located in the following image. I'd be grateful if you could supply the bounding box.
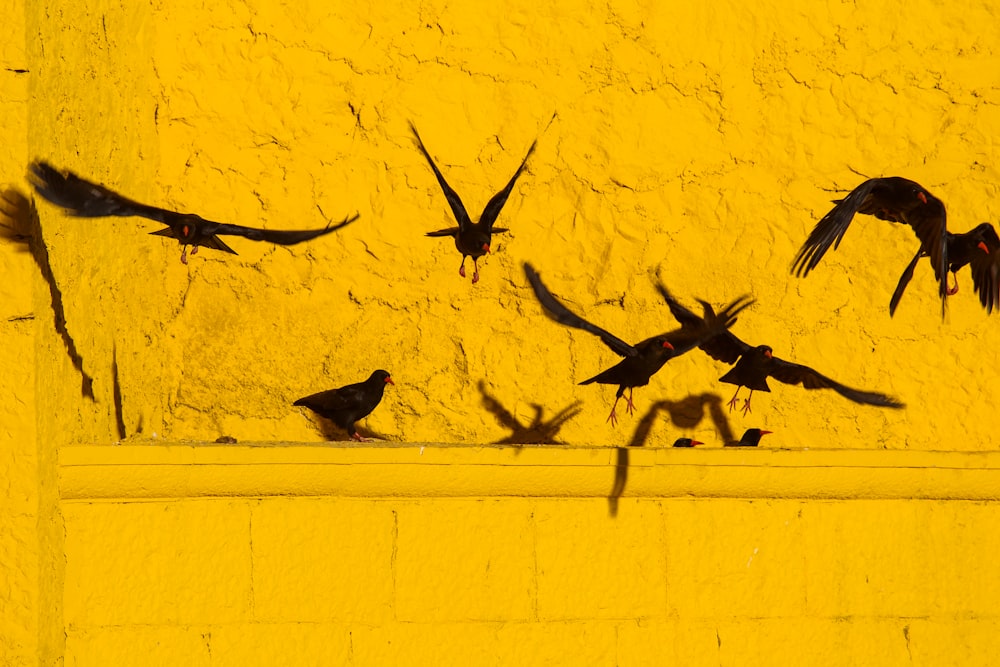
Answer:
[29,160,180,223]
[477,138,537,232]
[969,224,1000,314]
[211,213,359,245]
[792,179,881,277]
[655,283,751,363]
[409,122,473,231]
[148,227,238,254]
[425,227,460,238]
[901,197,949,306]
[767,356,904,408]
[524,262,637,358]
[889,248,924,316]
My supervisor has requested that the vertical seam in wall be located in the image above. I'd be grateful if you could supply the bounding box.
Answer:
[248,500,256,620]
[530,508,539,622]
[390,508,399,622]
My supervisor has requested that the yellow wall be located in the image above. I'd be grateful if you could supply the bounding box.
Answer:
[1,0,999,664]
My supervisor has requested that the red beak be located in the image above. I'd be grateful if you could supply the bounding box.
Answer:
[764,350,773,359]
[482,243,491,253]
[385,377,395,385]
[690,440,704,446]
[662,341,675,350]
[978,241,990,254]
[760,430,773,436]
[917,192,928,204]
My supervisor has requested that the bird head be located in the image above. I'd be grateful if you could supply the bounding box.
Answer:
[758,345,773,359]
[672,438,703,447]
[373,370,394,386]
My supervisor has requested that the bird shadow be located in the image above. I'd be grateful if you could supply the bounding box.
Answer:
[477,380,582,446]
[608,392,734,517]
[298,412,392,443]
[1,186,95,400]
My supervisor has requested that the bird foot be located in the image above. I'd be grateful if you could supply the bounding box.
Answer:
[726,396,740,412]
[351,433,371,443]
[606,408,618,427]
[472,270,480,284]
[459,265,466,278]
[947,274,959,296]
[741,399,752,416]
[625,396,637,416]
[180,246,189,265]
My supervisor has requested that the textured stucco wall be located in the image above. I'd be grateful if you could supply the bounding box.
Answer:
[20,0,1000,450]
[1,0,1000,665]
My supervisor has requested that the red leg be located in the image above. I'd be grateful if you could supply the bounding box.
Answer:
[741,390,754,417]
[726,386,742,412]
[947,271,959,296]
[180,245,189,264]
[472,258,480,284]
[625,387,636,416]
[606,395,621,427]
[351,432,371,443]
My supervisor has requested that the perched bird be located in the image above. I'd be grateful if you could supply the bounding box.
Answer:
[524,262,753,426]
[672,437,704,447]
[725,428,772,447]
[294,370,394,442]
[29,160,358,264]
[411,122,536,284]
[660,287,905,415]
[791,177,949,314]
[892,223,999,315]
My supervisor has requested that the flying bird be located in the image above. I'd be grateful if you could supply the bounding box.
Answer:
[891,222,1000,315]
[411,122,536,284]
[29,160,358,264]
[294,369,394,442]
[791,177,949,314]
[672,437,704,448]
[660,287,905,415]
[524,262,753,426]
[725,428,772,447]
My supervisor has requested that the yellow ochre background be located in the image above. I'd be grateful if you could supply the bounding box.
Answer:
[1,0,1000,664]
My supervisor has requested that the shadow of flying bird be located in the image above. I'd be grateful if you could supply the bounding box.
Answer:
[659,285,904,414]
[792,176,999,315]
[626,393,736,448]
[478,380,581,445]
[28,161,359,264]
[294,370,394,442]
[525,262,753,426]
[411,122,537,284]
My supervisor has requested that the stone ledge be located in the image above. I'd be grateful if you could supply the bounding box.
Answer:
[58,443,1000,501]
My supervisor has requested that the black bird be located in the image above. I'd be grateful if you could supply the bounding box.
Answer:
[525,263,753,426]
[29,161,358,264]
[791,177,949,314]
[892,222,1000,314]
[294,370,394,442]
[411,122,536,284]
[726,428,772,447]
[672,437,704,447]
[660,287,904,415]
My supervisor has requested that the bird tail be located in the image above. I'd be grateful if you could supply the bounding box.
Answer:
[704,294,755,336]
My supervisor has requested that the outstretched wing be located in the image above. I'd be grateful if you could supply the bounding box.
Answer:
[655,283,752,364]
[889,248,924,316]
[969,224,1000,314]
[524,262,637,358]
[409,122,473,231]
[29,160,178,223]
[477,138,536,232]
[792,179,882,277]
[767,356,904,408]
[212,213,359,246]
[901,196,949,307]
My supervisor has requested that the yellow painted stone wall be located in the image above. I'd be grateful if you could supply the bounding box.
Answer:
[0,0,999,664]
[17,0,1000,450]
